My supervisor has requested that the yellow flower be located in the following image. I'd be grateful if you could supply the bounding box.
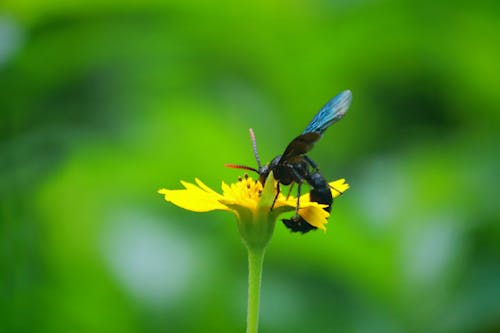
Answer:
[158,173,349,233]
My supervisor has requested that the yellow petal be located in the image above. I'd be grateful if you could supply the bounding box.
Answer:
[329,178,350,198]
[298,206,330,231]
[221,181,233,198]
[158,181,229,212]
[195,178,222,196]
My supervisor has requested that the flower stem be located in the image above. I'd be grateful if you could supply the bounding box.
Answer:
[246,246,265,333]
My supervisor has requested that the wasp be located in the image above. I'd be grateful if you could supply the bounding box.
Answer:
[226,90,352,233]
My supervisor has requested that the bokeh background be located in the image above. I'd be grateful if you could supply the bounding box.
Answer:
[1,1,499,332]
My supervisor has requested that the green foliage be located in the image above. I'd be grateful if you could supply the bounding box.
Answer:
[1,1,499,332]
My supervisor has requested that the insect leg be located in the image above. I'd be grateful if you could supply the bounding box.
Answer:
[295,182,302,218]
[304,155,319,171]
[286,183,295,200]
[270,182,281,211]
[286,165,305,217]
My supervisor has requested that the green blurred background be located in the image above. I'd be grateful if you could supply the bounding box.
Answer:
[1,1,499,332]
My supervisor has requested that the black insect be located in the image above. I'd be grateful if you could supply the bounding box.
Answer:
[226,90,352,233]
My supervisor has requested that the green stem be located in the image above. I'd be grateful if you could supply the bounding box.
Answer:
[246,247,265,333]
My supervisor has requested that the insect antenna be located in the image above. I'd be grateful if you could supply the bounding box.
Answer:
[224,163,259,173]
[249,128,262,169]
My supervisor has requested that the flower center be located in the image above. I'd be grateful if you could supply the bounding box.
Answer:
[233,174,263,201]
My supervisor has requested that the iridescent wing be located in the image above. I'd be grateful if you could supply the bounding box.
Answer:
[302,90,352,135]
[280,132,321,161]
[280,90,352,161]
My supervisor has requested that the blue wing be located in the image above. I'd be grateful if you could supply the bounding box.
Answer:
[302,90,352,135]
[279,90,352,161]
